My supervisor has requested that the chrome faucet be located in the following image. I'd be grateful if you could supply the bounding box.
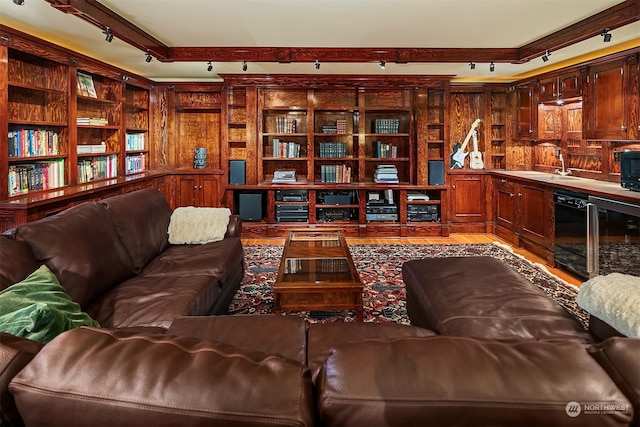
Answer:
[556,154,572,176]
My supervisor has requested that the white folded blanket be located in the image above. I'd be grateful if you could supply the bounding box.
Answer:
[168,207,231,245]
[577,273,640,338]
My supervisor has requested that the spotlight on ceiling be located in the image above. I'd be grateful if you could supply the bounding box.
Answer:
[380,60,386,69]
[145,50,152,63]
[242,60,248,72]
[601,28,612,42]
[469,61,475,70]
[207,61,213,72]
[103,27,114,43]
[12,0,25,5]
[541,50,551,62]
[489,62,495,72]
[315,60,320,70]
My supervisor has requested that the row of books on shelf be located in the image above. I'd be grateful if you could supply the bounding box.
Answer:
[318,142,347,158]
[373,164,399,183]
[78,155,117,183]
[320,164,352,183]
[275,117,297,134]
[126,133,146,151]
[126,154,146,174]
[272,139,301,158]
[375,141,398,158]
[374,118,400,134]
[77,117,109,126]
[320,120,347,134]
[8,160,65,197]
[8,129,61,158]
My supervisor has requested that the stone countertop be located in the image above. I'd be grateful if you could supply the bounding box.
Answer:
[491,170,640,204]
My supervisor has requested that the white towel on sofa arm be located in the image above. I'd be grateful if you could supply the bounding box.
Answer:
[577,272,640,338]
[168,207,231,245]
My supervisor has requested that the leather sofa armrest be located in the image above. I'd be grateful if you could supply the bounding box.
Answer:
[225,214,242,238]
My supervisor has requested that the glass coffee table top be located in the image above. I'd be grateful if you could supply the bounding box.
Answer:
[288,230,343,248]
[282,257,354,283]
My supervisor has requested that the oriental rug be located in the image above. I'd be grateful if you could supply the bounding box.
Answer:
[228,242,589,328]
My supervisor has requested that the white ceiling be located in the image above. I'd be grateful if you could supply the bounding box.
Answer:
[1,0,639,82]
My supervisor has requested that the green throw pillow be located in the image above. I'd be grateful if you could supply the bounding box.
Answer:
[0,265,99,344]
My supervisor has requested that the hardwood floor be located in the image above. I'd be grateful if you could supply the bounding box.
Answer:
[241,233,583,287]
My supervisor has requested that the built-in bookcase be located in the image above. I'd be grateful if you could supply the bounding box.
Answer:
[75,70,122,183]
[5,49,69,197]
[487,88,507,170]
[259,89,310,182]
[1,41,153,199]
[229,83,449,237]
[124,85,150,175]
[362,90,413,184]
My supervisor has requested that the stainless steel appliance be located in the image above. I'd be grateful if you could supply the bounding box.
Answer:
[620,150,640,192]
[554,189,590,279]
[587,196,640,277]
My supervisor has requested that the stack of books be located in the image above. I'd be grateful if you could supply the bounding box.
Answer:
[373,164,399,183]
[321,120,347,134]
[77,143,107,154]
[77,117,108,126]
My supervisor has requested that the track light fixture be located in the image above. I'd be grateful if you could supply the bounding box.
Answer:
[380,60,386,69]
[242,60,248,72]
[207,61,213,72]
[315,60,320,70]
[541,50,551,62]
[145,50,152,63]
[12,0,25,5]
[103,27,114,43]
[601,28,612,42]
[469,61,475,70]
[489,62,495,72]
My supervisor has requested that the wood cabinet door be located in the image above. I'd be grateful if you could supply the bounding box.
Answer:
[494,179,516,231]
[538,77,558,103]
[177,175,198,207]
[559,72,582,99]
[450,175,485,223]
[587,61,626,139]
[176,175,220,207]
[538,104,562,140]
[199,175,220,207]
[517,183,552,247]
[516,83,536,138]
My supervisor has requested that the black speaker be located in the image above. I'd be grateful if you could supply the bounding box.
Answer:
[238,193,262,222]
[229,160,246,185]
[428,160,445,185]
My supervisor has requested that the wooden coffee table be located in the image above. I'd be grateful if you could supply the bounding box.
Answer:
[273,229,364,321]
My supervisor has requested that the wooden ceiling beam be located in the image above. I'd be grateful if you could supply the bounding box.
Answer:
[44,0,170,60]
[515,0,640,63]
[43,0,639,65]
[168,47,519,63]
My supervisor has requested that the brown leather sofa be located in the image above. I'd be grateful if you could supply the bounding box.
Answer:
[2,316,638,427]
[1,216,638,426]
[1,188,245,328]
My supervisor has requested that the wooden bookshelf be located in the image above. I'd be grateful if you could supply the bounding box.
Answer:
[4,48,70,198]
[223,78,451,237]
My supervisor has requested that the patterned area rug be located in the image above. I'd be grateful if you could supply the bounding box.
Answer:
[228,242,589,327]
